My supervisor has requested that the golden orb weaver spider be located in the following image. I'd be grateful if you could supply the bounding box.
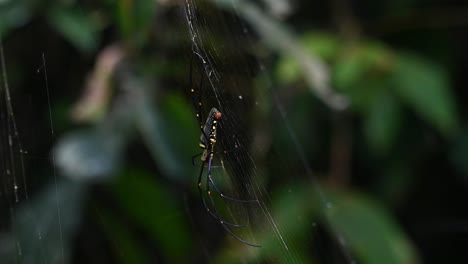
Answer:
[190,71,261,247]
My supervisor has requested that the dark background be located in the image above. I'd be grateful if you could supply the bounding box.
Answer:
[1,0,468,263]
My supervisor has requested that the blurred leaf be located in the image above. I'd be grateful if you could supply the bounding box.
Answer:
[302,32,340,61]
[132,83,189,180]
[333,48,368,92]
[325,190,419,264]
[113,168,192,263]
[276,52,301,83]
[0,1,33,36]
[362,41,394,71]
[72,45,124,123]
[277,32,338,83]
[159,92,200,177]
[333,42,393,94]
[115,0,156,44]
[364,91,402,154]
[223,0,348,109]
[260,184,317,263]
[0,180,87,263]
[113,66,187,180]
[98,208,150,264]
[214,184,315,263]
[54,128,124,182]
[392,52,458,136]
[338,77,382,112]
[47,7,98,53]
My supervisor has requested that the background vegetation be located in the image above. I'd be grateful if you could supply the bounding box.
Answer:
[0,0,467,263]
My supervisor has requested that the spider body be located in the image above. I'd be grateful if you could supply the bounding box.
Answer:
[190,83,260,247]
[199,108,221,162]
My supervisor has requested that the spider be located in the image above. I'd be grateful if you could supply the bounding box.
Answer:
[190,75,261,248]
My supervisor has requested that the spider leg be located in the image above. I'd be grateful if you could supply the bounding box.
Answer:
[217,217,262,247]
[207,175,258,203]
[206,156,260,247]
[192,153,222,168]
[197,159,245,228]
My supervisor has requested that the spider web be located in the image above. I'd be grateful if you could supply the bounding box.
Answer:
[0,37,84,263]
[182,0,356,262]
[0,1,360,263]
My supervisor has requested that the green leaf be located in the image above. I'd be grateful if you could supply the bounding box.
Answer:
[215,184,315,264]
[265,185,312,245]
[335,76,382,112]
[302,32,339,61]
[277,32,338,83]
[47,7,98,53]
[392,52,458,136]
[364,91,402,154]
[325,191,420,264]
[159,92,200,171]
[333,49,367,91]
[277,53,302,83]
[115,0,156,42]
[333,42,393,93]
[134,86,195,180]
[113,168,192,263]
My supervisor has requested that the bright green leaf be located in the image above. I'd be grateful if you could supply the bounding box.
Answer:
[362,41,394,72]
[277,54,301,83]
[301,32,339,61]
[277,32,338,83]
[334,49,367,91]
